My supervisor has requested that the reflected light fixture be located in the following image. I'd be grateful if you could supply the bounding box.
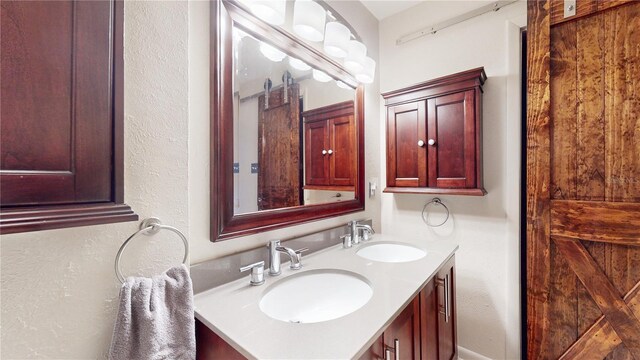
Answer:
[355,56,376,84]
[259,42,286,62]
[344,40,366,73]
[312,69,332,82]
[293,0,326,42]
[289,57,312,71]
[336,80,351,89]
[323,22,350,58]
[247,0,286,25]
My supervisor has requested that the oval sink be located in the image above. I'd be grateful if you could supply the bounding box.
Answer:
[357,242,426,263]
[259,270,372,324]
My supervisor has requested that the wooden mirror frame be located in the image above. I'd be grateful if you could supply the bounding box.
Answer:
[210,0,365,241]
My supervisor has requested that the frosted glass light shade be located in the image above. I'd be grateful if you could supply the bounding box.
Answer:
[336,80,351,89]
[248,0,286,25]
[293,0,326,42]
[344,40,367,73]
[355,56,376,84]
[260,42,286,62]
[289,57,311,71]
[312,69,332,82]
[323,22,350,58]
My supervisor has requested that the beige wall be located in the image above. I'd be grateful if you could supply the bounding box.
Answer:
[378,2,526,359]
[1,1,190,358]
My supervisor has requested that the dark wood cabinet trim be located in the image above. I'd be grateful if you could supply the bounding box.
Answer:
[0,203,137,235]
[0,0,137,234]
[382,67,486,106]
[383,187,487,196]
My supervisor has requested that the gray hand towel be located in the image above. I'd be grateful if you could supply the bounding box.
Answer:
[109,264,195,360]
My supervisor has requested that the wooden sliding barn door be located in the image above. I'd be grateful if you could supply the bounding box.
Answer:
[527,1,640,359]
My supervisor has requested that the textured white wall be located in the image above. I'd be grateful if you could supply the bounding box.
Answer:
[189,0,381,263]
[0,2,189,358]
[378,2,526,359]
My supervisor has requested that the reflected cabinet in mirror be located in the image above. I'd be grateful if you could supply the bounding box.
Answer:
[211,0,365,241]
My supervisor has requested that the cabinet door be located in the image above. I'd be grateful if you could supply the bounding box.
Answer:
[1,0,114,206]
[329,115,355,186]
[420,278,439,360]
[386,102,427,187]
[436,257,457,360]
[384,296,421,360]
[359,335,384,360]
[304,121,330,186]
[427,90,476,189]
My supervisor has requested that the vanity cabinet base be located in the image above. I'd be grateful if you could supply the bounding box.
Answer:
[195,320,245,360]
[196,256,457,360]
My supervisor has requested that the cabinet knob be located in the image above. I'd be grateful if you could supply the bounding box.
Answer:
[428,139,436,146]
[328,149,333,155]
[322,149,327,155]
[417,140,425,147]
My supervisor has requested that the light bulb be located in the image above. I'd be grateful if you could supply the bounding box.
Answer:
[323,22,350,58]
[293,0,326,42]
[344,40,366,73]
[259,42,286,62]
[289,57,311,71]
[355,56,375,84]
[336,80,351,89]
[248,0,286,25]
[312,69,332,82]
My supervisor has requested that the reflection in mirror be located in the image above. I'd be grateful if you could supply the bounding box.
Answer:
[232,26,356,215]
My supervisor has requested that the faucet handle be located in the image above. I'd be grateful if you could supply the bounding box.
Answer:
[239,261,265,286]
[340,234,352,248]
[295,247,309,254]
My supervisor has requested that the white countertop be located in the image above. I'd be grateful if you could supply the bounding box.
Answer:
[194,234,458,360]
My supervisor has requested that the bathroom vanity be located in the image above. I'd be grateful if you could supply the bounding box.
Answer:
[194,234,457,359]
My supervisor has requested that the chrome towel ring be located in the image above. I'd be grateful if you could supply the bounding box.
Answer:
[115,217,189,283]
[422,198,450,227]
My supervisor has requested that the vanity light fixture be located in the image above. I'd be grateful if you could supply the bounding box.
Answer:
[247,0,286,25]
[293,0,326,42]
[289,57,312,71]
[323,22,350,58]
[312,69,332,82]
[344,40,367,73]
[336,80,351,89]
[259,42,286,62]
[355,56,376,84]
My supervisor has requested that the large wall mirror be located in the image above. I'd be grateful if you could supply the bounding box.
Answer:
[211,0,365,241]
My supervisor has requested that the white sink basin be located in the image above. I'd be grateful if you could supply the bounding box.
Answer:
[357,242,427,263]
[259,270,372,324]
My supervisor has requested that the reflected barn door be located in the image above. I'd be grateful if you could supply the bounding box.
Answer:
[527,1,640,359]
[257,83,302,210]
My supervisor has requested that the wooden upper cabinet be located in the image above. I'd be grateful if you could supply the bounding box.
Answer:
[303,101,355,191]
[383,68,486,196]
[0,0,137,234]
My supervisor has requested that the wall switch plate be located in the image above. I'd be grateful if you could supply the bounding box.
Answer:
[251,163,259,174]
[564,0,576,18]
[233,162,239,173]
[369,178,377,198]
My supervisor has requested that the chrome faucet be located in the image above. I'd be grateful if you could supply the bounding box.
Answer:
[347,220,375,245]
[268,240,308,276]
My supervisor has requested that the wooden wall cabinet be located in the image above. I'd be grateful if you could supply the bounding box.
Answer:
[0,0,137,234]
[383,68,486,196]
[303,101,356,191]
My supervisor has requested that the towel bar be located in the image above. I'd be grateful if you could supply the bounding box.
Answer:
[115,217,189,283]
